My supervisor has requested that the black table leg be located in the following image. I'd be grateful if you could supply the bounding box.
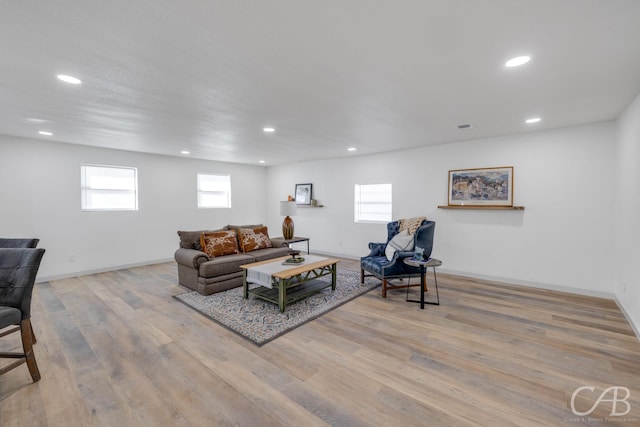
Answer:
[420,265,425,309]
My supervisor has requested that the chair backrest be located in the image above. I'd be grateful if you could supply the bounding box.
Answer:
[386,219,435,259]
[0,238,39,248]
[386,219,428,242]
[0,248,45,319]
[414,221,435,260]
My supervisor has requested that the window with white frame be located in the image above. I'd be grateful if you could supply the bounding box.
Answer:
[354,183,392,223]
[81,164,138,211]
[197,173,231,208]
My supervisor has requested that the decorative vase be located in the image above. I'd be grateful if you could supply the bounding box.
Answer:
[282,216,294,239]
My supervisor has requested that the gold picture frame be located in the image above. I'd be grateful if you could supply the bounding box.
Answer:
[448,167,513,207]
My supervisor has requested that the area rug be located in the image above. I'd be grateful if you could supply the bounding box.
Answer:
[173,269,380,346]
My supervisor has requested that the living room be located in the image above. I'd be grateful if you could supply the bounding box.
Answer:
[2,1,640,425]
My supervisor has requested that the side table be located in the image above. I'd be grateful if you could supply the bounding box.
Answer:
[403,257,442,309]
[280,236,310,254]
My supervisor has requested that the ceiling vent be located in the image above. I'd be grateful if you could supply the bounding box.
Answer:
[457,123,473,130]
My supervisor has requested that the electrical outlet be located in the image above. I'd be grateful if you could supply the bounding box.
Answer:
[69,253,76,262]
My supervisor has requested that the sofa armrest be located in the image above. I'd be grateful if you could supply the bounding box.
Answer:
[365,242,386,257]
[270,237,288,248]
[175,248,210,269]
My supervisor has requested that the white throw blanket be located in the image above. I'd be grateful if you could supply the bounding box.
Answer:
[246,255,328,288]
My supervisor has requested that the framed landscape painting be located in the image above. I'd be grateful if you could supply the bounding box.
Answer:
[448,166,513,206]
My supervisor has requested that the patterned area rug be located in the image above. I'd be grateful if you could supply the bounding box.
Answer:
[173,269,380,346]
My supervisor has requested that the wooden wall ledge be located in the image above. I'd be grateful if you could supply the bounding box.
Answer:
[437,205,525,210]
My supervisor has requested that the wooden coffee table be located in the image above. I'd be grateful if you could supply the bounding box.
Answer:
[241,255,339,312]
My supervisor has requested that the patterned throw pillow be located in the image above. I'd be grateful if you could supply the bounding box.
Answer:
[238,226,273,253]
[399,216,426,235]
[200,230,239,257]
[385,229,415,261]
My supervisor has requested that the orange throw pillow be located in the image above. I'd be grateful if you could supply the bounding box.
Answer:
[200,230,239,257]
[238,226,273,253]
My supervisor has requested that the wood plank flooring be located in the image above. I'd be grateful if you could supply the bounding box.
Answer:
[1,259,639,426]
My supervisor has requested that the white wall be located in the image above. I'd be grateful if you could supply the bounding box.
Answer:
[0,135,268,280]
[267,121,616,296]
[0,120,622,300]
[614,93,640,333]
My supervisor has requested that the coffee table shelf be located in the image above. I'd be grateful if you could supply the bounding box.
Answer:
[241,256,339,312]
[248,279,333,307]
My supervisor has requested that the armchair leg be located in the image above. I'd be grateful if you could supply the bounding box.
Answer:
[382,279,388,298]
[21,319,40,382]
[30,322,37,344]
[360,268,364,284]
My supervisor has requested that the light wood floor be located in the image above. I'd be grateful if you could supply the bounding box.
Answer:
[1,258,640,426]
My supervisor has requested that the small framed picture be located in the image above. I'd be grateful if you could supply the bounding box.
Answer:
[295,183,312,205]
[448,166,513,206]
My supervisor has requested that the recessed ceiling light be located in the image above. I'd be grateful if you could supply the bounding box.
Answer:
[259,160,266,164]
[505,56,531,67]
[38,131,53,136]
[347,147,357,152]
[525,117,541,124]
[263,127,275,133]
[180,150,190,154]
[57,74,82,84]
[25,117,50,124]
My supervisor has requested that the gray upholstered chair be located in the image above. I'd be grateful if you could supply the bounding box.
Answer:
[0,238,39,248]
[0,239,41,344]
[361,220,435,297]
[0,248,45,382]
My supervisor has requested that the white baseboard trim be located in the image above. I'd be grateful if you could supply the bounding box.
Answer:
[37,258,173,283]
[438,268,615,300]
[614,295,640,342]
[312,249,360,261]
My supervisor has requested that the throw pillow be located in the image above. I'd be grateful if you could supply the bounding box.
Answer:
[200,230,239,257]
[385,229,415,261]
[238,226,273,253]
[399,216,426,235]
[178,230,206,250]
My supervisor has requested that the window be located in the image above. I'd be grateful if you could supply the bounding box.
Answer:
[197,174,231,208]
[81,164,138,211]
[354,183,392,223]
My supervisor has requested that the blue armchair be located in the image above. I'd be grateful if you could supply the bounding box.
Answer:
[0,238,39,248]
[361,220,435,297]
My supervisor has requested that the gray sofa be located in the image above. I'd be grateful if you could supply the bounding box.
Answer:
[174,225,291,295]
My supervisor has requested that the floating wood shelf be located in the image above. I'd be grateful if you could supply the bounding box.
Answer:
[438,205,525,210]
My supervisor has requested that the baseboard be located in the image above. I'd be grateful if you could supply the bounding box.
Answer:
[312,249,360,261]
[36,257,174,283]
[614,295,640,342]
[438,268,615,300]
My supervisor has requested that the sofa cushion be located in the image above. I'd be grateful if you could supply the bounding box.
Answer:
[249,246,291,262]
[385,229,414,261]
[199,253,254,277]
[225,224,264,231]
[361,255,389,275]
[178,230,206,250]
[200,230,239,257]
[237,226,273,253]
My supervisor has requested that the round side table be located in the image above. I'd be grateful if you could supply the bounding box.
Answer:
[403,258,442,309]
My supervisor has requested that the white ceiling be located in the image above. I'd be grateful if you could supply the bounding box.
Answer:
[2,1,640,166]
